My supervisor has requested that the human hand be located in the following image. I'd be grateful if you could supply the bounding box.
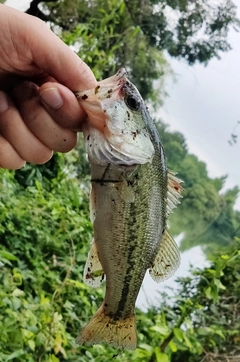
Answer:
[0,4,97,169]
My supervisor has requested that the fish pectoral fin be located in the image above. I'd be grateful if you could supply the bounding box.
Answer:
[167,170,183,216]
[149,229,180,283]
[76,304,137,350]
[83,239,105,288]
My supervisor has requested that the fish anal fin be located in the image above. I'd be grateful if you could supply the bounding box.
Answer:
[167,170,183,215]
[83,239,105,288]
[76,304,137,350]
[149,229,180,283]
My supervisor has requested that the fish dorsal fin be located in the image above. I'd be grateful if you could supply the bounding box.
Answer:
[166,170,183,216]
[149,229,180,283]
[83,239,105,288]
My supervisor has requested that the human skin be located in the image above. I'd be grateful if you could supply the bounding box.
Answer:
[0,4,97,169]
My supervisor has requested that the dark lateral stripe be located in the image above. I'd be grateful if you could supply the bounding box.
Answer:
[91,179,120,183]
[114,203,137,319]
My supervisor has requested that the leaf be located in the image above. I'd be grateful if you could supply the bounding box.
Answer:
[40,294,50,305]
[119,2,125,15]
[49,355,59,362]
[12,296,21,311]
[185,317,194,333]
[214,278,226,290]
[12,288,25,297]
[183,334,193,349]
[205,286,212,299]
[169,340,177,352]
[36,332,46,346]
[28,340,35,351]
[210,285,218,302]
[173,327,184,342]
[0,250,18,261]
[205,284,219,302]
[35,179,42,191]
[86,350,93,358]
[214,329,225,339]
[150,325,170,335]
[197,327,211,336]
[12,269,22,285]
[221,254,229,260]
[5,350,25,361]
[154,348,169,362]
[138,343,153,351]
[0,258,12,266]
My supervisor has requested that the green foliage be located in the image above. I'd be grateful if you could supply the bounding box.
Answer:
[0,166,104,361]
[156,121,240,254]
[135,241,240,362]
[170,241,240,361]
[38,0,239,102]
[1,131,239,361]
[45,0,169,103]
[1,1,240,360]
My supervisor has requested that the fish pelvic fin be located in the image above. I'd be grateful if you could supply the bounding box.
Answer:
[76,304,137,350]
[83,239,105,288]
[167,170,183,216]
[149,229,180,283]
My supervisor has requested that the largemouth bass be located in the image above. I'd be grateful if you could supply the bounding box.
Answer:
[75,69,182,350]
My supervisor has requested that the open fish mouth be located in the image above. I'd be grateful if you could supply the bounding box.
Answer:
[75,68,127,102]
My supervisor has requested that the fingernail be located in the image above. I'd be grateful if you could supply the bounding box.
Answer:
[40,88,63,109]
[0,91,8,112]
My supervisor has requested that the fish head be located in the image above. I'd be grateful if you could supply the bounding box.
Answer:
[76,69,155,166]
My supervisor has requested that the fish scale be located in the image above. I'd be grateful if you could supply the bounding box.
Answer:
[75,69,182,350]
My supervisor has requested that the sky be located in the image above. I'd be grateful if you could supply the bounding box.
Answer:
[5,0,240,308]
[159,40,240,208]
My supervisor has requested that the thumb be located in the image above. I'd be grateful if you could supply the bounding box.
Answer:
[31,23,97,91]
[5,5,97,91]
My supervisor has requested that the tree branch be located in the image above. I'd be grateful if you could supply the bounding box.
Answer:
[25,0,58,21]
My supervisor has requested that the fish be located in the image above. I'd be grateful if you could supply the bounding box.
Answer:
[75,68,182,350]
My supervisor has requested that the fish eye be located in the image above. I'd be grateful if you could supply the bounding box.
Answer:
[125,95,140,111]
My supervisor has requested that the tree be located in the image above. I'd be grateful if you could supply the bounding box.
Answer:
[25,0,240,102]
[1,1,240,360]
[170,241,240,362]
[1,156,240,361]
[157,121,240,254]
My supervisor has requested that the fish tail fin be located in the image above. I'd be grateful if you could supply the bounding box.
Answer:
[76,304,137,350]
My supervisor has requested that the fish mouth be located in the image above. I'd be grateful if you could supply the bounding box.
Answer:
[93,68,128,101]
[74,68,128,101]
[115,68,128,81]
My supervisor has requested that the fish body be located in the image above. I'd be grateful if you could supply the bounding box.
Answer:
[75,69,182,350]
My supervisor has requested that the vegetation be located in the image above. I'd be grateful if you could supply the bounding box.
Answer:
[26,0,240,101]
[0,0,240,361]
[1,131,239,361]
[158,123,240,255]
